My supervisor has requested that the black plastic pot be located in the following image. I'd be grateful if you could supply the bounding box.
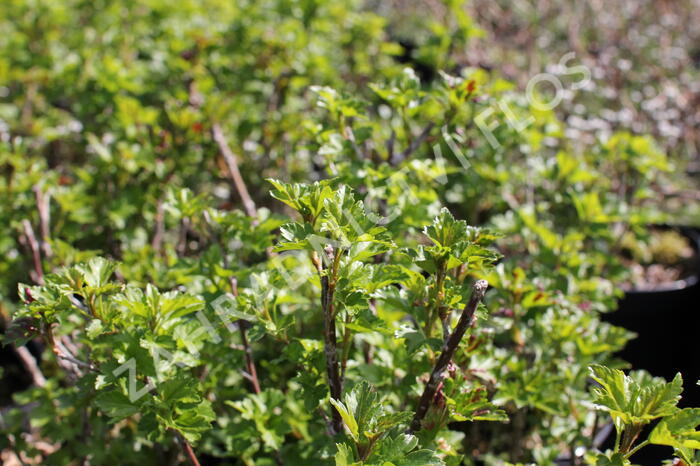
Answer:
[600,226,700,463]
[603,226,699,405]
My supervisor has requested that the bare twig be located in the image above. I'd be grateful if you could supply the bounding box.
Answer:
[202,211,262,395]
[656,186,700,201]
[60,335,82,359]
[55,344,93,371]
[21,220,44,285]
[230,274,261,395]
[33,185,52,259]
[392,122,435,165]
[13,346,46,388]
[409,280,488,433]
[238,315,261,395]
[175,431,201,466]
[43,323,92,377]
[212,123,257,218]
[312,248,343,434]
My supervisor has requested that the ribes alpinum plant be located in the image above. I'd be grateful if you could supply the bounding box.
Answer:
[1,0,698,465]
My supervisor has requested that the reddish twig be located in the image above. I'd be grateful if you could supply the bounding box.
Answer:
[232,275,282,466]
[202,211,262,395]
[175,431,201,466]
[212,123,257,218]
[21,220,44,285]
[231,277,261,395]
[409,280,488,433]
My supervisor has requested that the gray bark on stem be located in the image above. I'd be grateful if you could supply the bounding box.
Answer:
[409,280,488,433]
[314,248,343,435]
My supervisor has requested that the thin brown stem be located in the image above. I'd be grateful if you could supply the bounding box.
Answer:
[21,220,44,285]
[409,280,488,433]
[202,210,263,395]
[12,346,46,387]
[238,319,261,395]
[43,322,92,377]
[620,424,643,454]
[393,122,435,165]
[231,274,276,461]
[212,123,257,218]
[175,431,201,466]
[229,305,258,395]
[33,185,52,259]
[228,260,267,389]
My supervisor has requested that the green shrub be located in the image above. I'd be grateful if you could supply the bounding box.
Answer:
[0,1,696,464]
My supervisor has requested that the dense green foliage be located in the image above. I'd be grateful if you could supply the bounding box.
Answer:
[0,0,697,465]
